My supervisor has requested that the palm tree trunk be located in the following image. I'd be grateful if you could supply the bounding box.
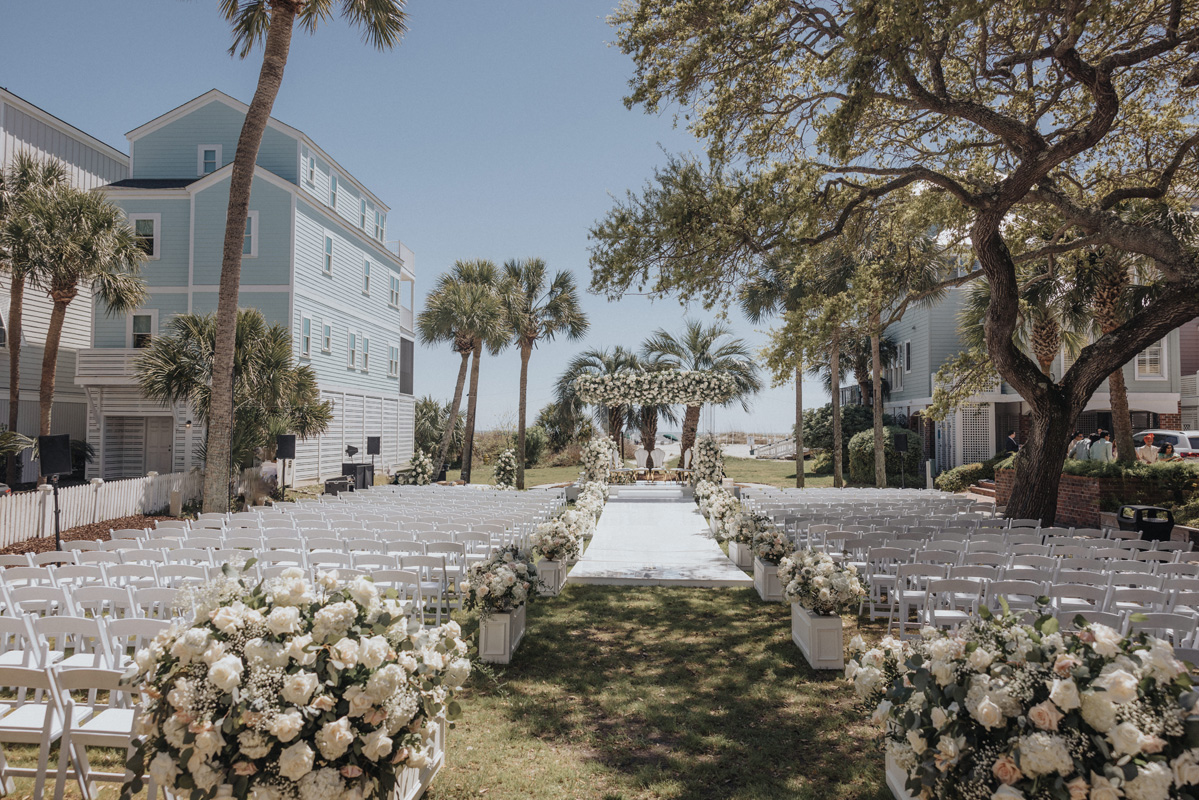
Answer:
[39,293,73,448]
[794,363,804,489]
[1108,363,1136,463]
[871,316,886,488]
[681,404,701,468]
[6,276,25,486]
[516,343,531,490]
[433,350,470,479]
[460,341,483,483]
[830,325,843,489]
[203,5,296,513]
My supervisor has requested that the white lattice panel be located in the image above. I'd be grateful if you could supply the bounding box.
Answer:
[959,403,994,465]
[936,415,955,470]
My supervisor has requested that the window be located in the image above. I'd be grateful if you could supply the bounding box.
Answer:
[348,332,358,368]
[388,345,399,377]
[0,309,7,348]
[322,323,332,353]
[128,214,160,259]
[361,336,370,371]
[306,155,316,186]
[129,312,157,348]
[362,260,371,295]
[323,235,333,274]
[300,316,312,358]
[1137,340,1166,379]
[197,145,221,176]
[329,174,338,209]
[360,199,368,229]
[400,339,414,395]
[374,210,384,241]
[388,275,401,307]
[904,340,912,373]
[242,211,258,258]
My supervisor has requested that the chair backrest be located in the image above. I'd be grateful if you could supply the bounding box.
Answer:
[106,618,170,663]
[31,615,109,667]
[1048,583,1107,605]
[50,565,105,588]
[650,448,665,469]
[157,564,208,587]
[948,565,999,582]
[634,449,648,468]
[0,617,34,666]
[0,555,30,568]
[1128,612,1197,644]
[1,567,57,588]
[71,586,136,620]
[8,586,74,616]
[133,587,180,620]
[64,540,101,553]
[29,552,76,568]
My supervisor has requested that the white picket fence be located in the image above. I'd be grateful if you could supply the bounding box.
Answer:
[0,470,204,548]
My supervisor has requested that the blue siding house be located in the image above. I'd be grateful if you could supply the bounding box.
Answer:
[76,90,416,483]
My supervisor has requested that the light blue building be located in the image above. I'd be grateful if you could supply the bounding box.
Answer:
[77,90,416,483]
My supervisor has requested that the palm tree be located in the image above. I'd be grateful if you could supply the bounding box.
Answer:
[204,0,409,512]
[417,260,506,480]
[501,258,589,489]
[0,152,68,485]
[740,256,809,487]
[452,260,509,484]
[136,308,332,474]
[554,346,641,456]
[642,320,761,468]
[12,186,147,449]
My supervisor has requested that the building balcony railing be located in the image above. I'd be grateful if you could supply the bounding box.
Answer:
[75,348,143,385]
[1184,372,1198,403]
[400,306,414,333]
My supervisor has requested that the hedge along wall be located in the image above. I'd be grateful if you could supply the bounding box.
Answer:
[994,469,1171,528]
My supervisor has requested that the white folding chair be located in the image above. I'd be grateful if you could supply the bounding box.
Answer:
[31,617,111,669]
[0,666,75,799]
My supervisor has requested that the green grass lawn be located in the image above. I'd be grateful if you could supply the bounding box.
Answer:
[445,463,583,486]
[722,456,859,489]
[435,586,890,800]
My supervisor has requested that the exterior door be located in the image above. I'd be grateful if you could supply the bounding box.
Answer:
[145,417,173,474]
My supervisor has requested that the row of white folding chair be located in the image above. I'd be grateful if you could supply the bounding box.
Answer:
[0,613,167,671]
[0,664,153,799]
[0,584,185,622]
[160,528,496,550]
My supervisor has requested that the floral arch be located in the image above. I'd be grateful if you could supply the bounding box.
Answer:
[573,370,739,406]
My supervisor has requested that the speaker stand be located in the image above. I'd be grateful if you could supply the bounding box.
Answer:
[50,475,62,552]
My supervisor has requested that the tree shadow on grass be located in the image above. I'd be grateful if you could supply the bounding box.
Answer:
[458,585,891,800]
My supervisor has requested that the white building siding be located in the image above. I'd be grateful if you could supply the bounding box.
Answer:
[1,94,127,190]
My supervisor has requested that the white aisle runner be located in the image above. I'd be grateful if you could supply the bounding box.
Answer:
[570,486,753,587]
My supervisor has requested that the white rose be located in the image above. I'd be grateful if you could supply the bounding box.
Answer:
[163,715,188,748]
[239,730,271,759]
[930,707,950,730]
[210,604,245,634]
[1125,761,1172,800]
[1110,721,1147,756]
[1090,624,1123,658]
[967,647,994,672]
[148,751,178,786]
[871,699,893,726]
[907,730,928,754]
[361,727,393,762]
[1080,691,1117,732]
[330,637,360,670]
[1098,669,1139,705]
[191,760,219,791]
[991,787,1025,800]
[444,657,471,689]
[278,741,315,781]
[193,728,224,757]
[1089,773,1123,800]
[973,696,1004,730]
[345,685,374,717]
[207,654,243,692]
[360,636,391,670]
[347,577,379,607]
[315,717,355,761]
[1173,749,1199,787]
[267,606,302,636]
[1049,678,1081,711]
[288,634,317,666]
[267,709,305,742]
[281,671,320,706]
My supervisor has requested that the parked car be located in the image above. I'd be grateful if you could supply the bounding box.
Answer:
[1131,429,1199,458]
[0,483,10,497]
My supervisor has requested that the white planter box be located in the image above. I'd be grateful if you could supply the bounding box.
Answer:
[791,603,844,671]
[479,604,526,664]
[884,751,915,800]
[754,557,784,602]
[708,516,718,536]
[393,716,447,800]
[537,559,566,596]
[728,540,754,570]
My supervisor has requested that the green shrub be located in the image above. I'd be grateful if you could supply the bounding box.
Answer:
[801,405,898,461]
[935,454,1014,492]
[847,426,923,484]
[523,425,549,467]
[811,450,834,475]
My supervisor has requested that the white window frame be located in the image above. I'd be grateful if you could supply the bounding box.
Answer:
[300,315,312,358]
[306,154,316,187]
[903,340,912,373]
[322,323,332,353]
[1136,339,1168,380]
[329,174,339,209]
[362,259,372,295]
[128,213,161,260]
[374,210,384,241]
[0,307,7,349]
[323,234,334,275]
[126,310,159,349]
[388,344,399,378]
[347,331,358,368]
[360,199,368,230]
[197,144,222,176]
[388,275,401,308]
[242,210,259,259]
[361,335,370,372]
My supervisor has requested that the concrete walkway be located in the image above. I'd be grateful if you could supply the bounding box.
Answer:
[569,485,753,588]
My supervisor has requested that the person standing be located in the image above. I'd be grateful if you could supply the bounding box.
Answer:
[1069,432,1089,460]
[1004,430,1020,453]
[1092,431,1115,463]
[1136,433,1159,464]
[1159,443,1181,462]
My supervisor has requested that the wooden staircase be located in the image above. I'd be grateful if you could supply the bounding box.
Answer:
[971,478,996,498]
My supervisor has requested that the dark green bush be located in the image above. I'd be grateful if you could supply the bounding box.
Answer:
[847,426,923,484]
[811,450,834,475]
[800,404,898,461]
[523,425,549,467]
[935,454,1014,492]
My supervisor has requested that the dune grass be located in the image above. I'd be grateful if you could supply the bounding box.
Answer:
[433,585,890,800]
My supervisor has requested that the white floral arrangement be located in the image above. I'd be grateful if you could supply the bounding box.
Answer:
[694,479,718,505]
[856,608,1199,800]
[407,449,434,486]
[573,370,740,406]
[691,435,724,485]
[530,518,581,563]
[492,448,518,490]
[700,486,742,541]
[121,565,469,800]
[581,437,618,484]
[575,482,606,522]
[463,545,539,618]
[777,549,866,616]
[730,511,772,546]
[844,633,909,708]
[559,508,596,541]
[751,527,791,565]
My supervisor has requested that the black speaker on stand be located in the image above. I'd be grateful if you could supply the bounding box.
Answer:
[367,436,380,479]
[893,433,909,488]
[276,435,296,498]
[37,434,73,552]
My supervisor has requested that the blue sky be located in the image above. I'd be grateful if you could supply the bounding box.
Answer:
[2,0,828,434]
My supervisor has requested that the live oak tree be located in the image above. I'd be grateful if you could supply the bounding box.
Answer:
[205,0,408,511]
[605,0,1199,523]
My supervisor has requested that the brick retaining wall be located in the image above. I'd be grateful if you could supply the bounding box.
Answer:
[994,469,1172,528]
